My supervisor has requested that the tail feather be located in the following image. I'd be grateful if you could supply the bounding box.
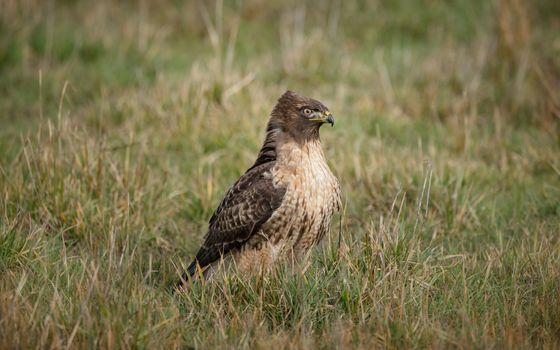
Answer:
[186,260,198,277]
[175,260,198,291]
[176,247,227,291]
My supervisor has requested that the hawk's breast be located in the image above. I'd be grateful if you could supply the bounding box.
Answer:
[263,139,341,258]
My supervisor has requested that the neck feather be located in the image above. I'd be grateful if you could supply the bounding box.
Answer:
[248,118,323,171]
[248,120,281,171]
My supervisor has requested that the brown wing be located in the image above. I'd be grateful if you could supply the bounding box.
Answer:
[185,161,286,277]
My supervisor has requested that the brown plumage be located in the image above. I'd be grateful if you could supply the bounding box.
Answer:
[177,91,341,288]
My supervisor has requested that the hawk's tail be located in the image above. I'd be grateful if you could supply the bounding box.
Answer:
[175,260,198,291]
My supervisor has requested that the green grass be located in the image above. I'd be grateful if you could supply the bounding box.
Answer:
[1,0,559,348]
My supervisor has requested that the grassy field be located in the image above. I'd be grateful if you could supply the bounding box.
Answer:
[1,0,559,348]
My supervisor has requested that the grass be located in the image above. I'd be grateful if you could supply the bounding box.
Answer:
[1,0,559,348]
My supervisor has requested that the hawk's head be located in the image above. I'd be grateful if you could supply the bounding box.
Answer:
[270,91,334,141]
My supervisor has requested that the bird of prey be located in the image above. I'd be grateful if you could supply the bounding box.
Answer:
[177,91,341,288]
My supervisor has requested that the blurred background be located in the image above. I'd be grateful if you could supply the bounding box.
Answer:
[1,0,559,348]
[1,0,558,227]
[2,0,559,130]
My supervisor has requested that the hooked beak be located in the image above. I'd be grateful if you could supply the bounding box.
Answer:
[309,111,335,126]
[325,112,334,127]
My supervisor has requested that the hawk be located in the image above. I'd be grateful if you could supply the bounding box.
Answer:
[177,91,341,288]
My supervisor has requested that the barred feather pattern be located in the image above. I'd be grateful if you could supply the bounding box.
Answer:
[178,91,341,287]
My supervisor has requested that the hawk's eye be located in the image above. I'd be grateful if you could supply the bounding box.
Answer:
[303,108,312,115]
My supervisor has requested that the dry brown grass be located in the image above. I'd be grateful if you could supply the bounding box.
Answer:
[1,0,559,348]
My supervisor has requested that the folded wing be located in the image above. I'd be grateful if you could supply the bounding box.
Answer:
[184,162,286,277]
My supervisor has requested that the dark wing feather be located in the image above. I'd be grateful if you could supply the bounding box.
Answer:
[185,162,285,277]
